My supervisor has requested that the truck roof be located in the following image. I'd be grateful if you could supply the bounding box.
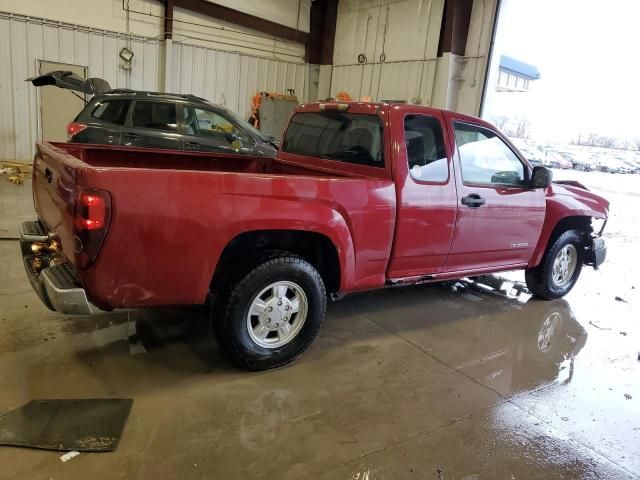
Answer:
[296,101,490,126]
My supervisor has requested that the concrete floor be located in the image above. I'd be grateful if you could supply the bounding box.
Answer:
[0,172,638,479]
[0,177,35,239]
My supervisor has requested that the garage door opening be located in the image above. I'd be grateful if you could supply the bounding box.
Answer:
[481,0,640,174]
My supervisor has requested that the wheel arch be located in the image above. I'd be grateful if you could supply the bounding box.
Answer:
[210,229,343,297]
[530,214,594,267]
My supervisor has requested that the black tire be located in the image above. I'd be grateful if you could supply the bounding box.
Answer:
[212,254,326,371]
[525,229,584,300]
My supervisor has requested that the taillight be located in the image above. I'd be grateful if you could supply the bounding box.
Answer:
[67,122,87,140]
[73,187,111,269]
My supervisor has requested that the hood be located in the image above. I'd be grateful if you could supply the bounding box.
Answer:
[548,181,609,219]
[27,70,111,95]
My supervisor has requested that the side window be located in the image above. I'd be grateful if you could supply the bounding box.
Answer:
[91,100,130,125]
[454,122,525,186]
[183,106,249,144]
[404,114,448,182]
[132,101,178,131]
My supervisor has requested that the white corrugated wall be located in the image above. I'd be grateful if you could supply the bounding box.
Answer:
[0,12,162,160]
[330,60,438,104]
[171,42,309,121]
[0,12,309,160]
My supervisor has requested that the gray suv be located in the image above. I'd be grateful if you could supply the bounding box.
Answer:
[29,71,278,156]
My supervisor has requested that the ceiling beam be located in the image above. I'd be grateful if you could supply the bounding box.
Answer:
[437,0,473,56]
[164,0,174,40]
[307,0,338,64]
[172,0,309,44]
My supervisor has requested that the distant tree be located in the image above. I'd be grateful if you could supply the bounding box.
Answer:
[632,139,640,151]
[571,132,621,149]
[490,115,510,131]
[513,117,531,139]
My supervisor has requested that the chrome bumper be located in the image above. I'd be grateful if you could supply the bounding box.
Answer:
[20,220,103,315]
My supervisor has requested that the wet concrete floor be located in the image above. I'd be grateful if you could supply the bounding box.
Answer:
[0,172,638,479]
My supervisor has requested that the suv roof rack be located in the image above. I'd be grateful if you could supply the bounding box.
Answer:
[105,89,210,103]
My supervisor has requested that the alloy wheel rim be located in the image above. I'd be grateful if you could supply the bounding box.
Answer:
[246,281,308,349]
[552,244,578,288]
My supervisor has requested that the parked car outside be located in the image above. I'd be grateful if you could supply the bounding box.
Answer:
[513,144,546,167]
[28,70,278,156]
[560,152,591,172]
[545,151,573,169]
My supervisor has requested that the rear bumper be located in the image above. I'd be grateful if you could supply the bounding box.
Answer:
[20,220,103,315]
[585,237,606,270]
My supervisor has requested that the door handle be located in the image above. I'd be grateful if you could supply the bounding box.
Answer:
[461,193,486,208]
[185,142,201,150]
[44,167,52,183]
[123,133,139,139]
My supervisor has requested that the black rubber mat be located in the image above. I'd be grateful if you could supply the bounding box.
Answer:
[0,399,133,451]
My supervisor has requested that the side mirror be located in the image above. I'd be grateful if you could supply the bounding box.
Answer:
[531,166,553,188]
[225,131,243,152]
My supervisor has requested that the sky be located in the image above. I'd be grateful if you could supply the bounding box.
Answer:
[483,0,640,143]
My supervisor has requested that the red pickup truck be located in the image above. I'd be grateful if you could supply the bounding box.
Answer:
[21,102,608,370]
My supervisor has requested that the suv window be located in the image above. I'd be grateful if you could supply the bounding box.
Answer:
[182,106,250,144]
[454,122,525,186]
[282,112,384,168]
[91,99,130,125]
[132,101,178,131]
[404,115,448,182]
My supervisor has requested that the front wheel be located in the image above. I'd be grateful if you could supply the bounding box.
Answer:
[213,254,326,371]
[525,229,584,300]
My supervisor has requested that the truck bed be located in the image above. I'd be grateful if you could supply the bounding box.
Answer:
[49,142,346,178]
[33,142,397,309]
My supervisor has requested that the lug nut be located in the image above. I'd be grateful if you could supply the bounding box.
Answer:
[274,323,279,328]
[266,318,271,323]
[268,306,273,312]
[277,300,282,306]
[285,305,290,311]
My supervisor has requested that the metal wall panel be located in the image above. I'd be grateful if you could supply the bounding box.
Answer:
[330,59,437,104]
[0,12,161,160]
[0,12,309,160]
[171,42,309,120]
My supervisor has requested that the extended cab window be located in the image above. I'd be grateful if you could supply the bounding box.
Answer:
[91,100,130,125]
[132,101,178,132]
[282,112,384,168]
[454,122,525,186]
[404,115,448,182]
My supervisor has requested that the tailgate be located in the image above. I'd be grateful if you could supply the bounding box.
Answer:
[33,142,84,264]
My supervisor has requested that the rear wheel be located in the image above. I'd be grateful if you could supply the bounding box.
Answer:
[212,254,326,371]
[525,229,584,300]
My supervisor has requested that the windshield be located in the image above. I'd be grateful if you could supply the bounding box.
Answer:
[222,107,271,142]
[281,112,384,168]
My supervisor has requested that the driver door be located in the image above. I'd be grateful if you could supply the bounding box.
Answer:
[180,105,253,154]
[443,113,546,272]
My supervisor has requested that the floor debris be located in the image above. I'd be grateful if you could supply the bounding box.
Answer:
[0,399,132,452]
[60,450,80,462]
